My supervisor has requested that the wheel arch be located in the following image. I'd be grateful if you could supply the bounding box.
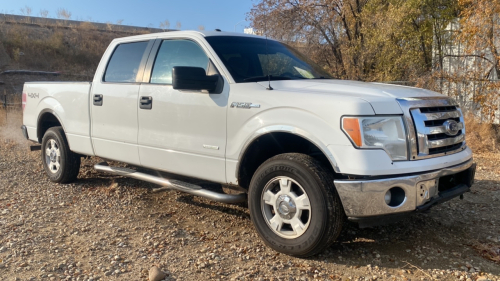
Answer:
[236,126,340,189]
[37,109,65,143]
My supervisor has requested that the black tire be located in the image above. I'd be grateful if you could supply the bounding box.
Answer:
[41,126,81,183]
[248,153,344,257]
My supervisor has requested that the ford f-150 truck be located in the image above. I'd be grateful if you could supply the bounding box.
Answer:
[21,30,476,257]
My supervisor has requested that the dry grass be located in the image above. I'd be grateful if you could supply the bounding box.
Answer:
[465,114,500,153]
[0,19,150,79]
[0,108,5,126]
[8,93,21,104]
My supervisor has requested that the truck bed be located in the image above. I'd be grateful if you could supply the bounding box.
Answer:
[23,81,94,156]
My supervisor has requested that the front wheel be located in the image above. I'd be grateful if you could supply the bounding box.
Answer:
[248,153,344,257]
[41,126,81,183]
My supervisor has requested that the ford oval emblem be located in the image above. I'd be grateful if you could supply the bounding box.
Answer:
[443,120,460,136]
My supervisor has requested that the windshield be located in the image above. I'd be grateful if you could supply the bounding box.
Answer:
[205,36,332,83]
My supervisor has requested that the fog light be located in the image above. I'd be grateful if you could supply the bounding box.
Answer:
[385,187,406,207]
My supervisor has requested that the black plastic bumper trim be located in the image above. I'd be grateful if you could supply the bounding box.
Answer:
[416,162,476,212]
[416,184,470,212]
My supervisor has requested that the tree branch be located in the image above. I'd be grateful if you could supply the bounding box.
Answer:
[442,54,495,65]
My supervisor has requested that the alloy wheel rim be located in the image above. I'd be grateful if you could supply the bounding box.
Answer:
[45,139,61,174]
[260,176,311,239]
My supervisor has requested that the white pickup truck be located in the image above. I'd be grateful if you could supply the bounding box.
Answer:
[22,30,476,257]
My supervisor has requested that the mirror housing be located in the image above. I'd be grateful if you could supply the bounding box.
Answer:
[172,67,219,93]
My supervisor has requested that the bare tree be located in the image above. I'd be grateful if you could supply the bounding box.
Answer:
[249,0,457,83]
[116,19,124,25]
[56,8,72,20]
[198,25,205,31]
[39,9,49,18]
[159,20,170,30]
[175,21,182,30]
[20,6,32,16]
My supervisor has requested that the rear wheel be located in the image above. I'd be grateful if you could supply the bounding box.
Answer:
[41,126,80,183]
[248,153,344,257]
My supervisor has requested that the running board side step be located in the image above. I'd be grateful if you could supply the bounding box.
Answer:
[94,163,246,204]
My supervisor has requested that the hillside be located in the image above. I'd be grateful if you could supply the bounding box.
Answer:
[0,14,168,98]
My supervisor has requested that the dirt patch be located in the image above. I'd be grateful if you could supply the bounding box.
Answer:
[0,114,499,281]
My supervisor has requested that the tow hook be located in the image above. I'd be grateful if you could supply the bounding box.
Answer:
[30,144,41,151]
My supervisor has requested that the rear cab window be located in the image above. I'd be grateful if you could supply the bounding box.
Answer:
[104,41,149,83]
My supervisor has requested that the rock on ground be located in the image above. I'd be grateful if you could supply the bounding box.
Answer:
[149,266,167,281]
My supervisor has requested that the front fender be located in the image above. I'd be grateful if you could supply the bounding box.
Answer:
[239,124,341,172]
[226,107,350,184]
[227,106,355,158]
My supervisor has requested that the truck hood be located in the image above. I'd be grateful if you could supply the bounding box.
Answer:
[257,79,443,114]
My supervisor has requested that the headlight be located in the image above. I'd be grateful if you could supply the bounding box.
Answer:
[342,116,408,161]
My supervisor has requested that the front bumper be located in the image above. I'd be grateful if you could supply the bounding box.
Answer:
[334,158,476,219]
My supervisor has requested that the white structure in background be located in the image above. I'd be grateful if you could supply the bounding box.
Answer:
[244,28,260,35]
[244,28,255,34]
[434,20,500,123]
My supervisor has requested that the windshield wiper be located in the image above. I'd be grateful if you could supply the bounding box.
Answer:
[243,75,293,82]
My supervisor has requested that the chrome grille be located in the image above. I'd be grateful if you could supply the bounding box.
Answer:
[397,97,467,160]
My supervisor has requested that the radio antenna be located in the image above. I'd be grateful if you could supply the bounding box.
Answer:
[264,9,273,90]
[265,37,273,90]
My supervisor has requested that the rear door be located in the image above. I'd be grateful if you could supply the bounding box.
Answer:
[137,38,229,183]
[91,40,153,165]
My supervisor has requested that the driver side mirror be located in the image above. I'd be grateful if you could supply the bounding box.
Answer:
[172,67,219,93]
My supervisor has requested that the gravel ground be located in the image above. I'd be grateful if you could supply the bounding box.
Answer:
[1,118,499,281]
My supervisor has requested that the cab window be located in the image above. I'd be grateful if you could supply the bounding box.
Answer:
[104,41,149,83]
[150,40,209,84]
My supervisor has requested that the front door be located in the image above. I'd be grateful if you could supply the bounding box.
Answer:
[137,39,228,183]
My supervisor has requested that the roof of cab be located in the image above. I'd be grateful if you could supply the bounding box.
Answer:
[111,30,264,43]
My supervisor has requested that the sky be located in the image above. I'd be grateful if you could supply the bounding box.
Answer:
[0,0,256,33]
